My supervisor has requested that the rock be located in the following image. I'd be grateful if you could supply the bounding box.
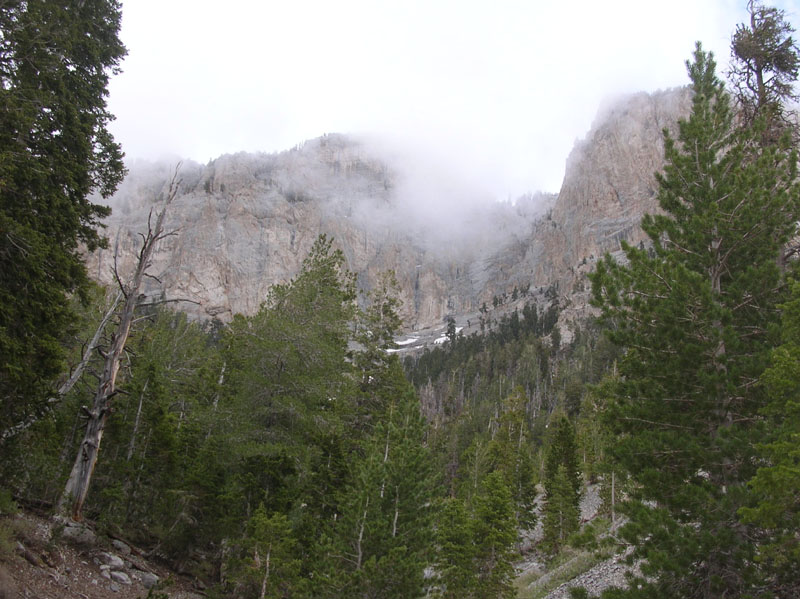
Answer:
[0,564,18,599]
[136,570,159,589]
[99,551,125,570]
[111,539,131,556]
[59,521,97,546]
[109,581,120,592]
[110,570,132,585]
[90,91,691,338]
[15,541,43,567]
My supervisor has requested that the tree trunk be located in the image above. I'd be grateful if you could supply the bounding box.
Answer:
[1,290,121,443]
[126,378,148,461]
[57,168,180,520]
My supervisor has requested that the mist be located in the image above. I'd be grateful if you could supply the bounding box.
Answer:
[107,0,763,203]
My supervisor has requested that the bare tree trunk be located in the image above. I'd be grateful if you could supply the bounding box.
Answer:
[57,169,180,520]
[355,499,368,570]
[205,362,226,440]
[126,378,148,461]
[259,545,271,599]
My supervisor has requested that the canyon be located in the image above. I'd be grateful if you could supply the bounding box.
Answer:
[89,87,691,340]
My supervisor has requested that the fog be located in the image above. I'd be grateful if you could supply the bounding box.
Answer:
[105,0,782,203]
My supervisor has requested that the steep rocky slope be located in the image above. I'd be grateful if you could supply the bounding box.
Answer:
[88,88,691,333]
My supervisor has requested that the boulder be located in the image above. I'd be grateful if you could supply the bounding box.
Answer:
[98,551,125,570]
[110,570,132,585]
[60,522,96,546]
[111,539,131,556]
[136,570,159,589]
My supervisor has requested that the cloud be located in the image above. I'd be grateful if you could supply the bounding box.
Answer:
[108,0,774,198]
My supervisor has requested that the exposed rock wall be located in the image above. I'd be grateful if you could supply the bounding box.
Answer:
[88,89,691,331]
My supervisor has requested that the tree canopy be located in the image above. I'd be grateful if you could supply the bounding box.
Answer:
[592,43,800,597]
[0,0,126,439]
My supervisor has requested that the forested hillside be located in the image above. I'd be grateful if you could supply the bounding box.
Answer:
[2,2,800,599]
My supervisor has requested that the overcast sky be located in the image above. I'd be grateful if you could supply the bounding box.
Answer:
[107,0,799,199]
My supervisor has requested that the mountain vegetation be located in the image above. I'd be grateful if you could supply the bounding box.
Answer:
[1,2,799,599]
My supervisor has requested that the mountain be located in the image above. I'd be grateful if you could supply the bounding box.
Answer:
[88,87,691,338]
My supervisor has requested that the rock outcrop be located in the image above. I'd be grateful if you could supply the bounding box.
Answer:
[88,88,691,333]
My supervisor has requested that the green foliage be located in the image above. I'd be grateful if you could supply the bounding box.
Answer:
[435,497,474,598]
[320,375,438,598]
[471,471,517,598]
[569,588,589,599]
[738,280,800,597]
[730,0,799,140]
[435,472,517,599]
[592,43,800,597]
[227,504,303,598]
[490,388,538,531]
[0,491,17,518]
[542,416,581,553]
[225,234,356,448]
[0,0,126,438]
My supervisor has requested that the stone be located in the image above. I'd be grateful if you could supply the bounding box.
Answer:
[109,582,120,592]
[89,91,691,338]
[99,551,125,570]
[60,522,96,546]
[111,539,131,556]
[110,570,132,585]
[136,570,159,589]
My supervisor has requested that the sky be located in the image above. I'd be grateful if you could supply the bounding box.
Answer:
[107,0,799,199]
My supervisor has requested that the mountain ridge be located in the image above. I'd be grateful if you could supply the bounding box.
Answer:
[87,87,691,337]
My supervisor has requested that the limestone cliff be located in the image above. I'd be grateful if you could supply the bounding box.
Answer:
[88,88,691,334]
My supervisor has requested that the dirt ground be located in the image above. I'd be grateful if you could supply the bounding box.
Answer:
[0,511,204,599]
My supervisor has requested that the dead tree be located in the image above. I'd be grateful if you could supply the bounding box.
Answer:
[57,168,181,520]
[0,290,121,443]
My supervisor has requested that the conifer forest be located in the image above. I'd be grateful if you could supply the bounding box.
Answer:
[1,1,800,598]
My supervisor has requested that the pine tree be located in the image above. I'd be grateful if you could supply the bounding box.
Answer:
[591,44,800,597]
[470,471,517,599]
[729,0,799,141]
[542,415,581,552]
[435,497,474,598]
[225,235,357,449]
[739,280,800,598]
[0,0,126,442]
[491,388,537,531]
[321,382,438,598]
[230,504,303,599]
[542,464,581,553]
[435,472,517,599]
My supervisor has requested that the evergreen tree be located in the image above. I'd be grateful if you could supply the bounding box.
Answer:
[542,464,581,553]
[434,472,517,599]
[230,504,304,599]
[739,280,800,598]
[470,471,517,599]
[352,271,405,431]
[0,0,126,442]
[435,497,474,598]
[591,44,800,597]
[729,0,799,141]
[320,379,438,598]
[225,235,356,449]
[542,415,581,552]
[490,388,537,531]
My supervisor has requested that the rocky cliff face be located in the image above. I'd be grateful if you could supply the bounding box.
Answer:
[89,88,691,334]
[507,88,692,325]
